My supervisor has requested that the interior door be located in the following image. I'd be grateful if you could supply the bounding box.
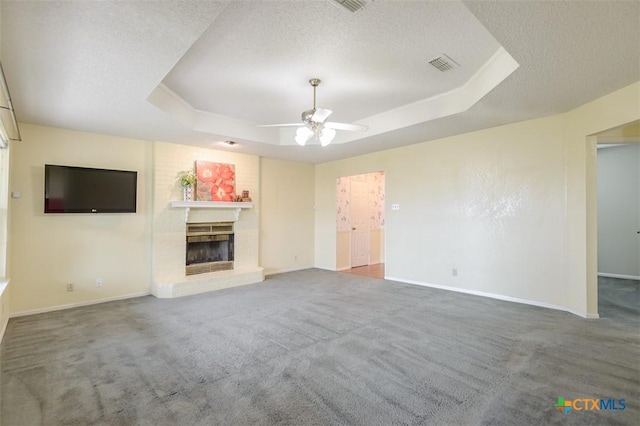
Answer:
[351,180,370,267]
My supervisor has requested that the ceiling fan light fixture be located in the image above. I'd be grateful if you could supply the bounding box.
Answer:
[261,78,366,147]
[319,127,336,147]
[311,108,332,123]
[295,127,313,146]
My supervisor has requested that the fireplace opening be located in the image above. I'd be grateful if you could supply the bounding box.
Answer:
[186,222,234,275]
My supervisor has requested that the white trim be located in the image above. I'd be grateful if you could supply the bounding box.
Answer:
[572,311,600,319]
[596,137,640,146]
[169,201,254,209]
[315,267,338,272]
[0,278,8,297]
[0,279,9,344]
[9,292,151,318]
[169,201,253,222]
[0,317,7,344]
[385,276,599,319]
[598,272,640,281]
[264,266,312,276]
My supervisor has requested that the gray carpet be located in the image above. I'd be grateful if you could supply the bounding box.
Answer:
[1,269,638,425]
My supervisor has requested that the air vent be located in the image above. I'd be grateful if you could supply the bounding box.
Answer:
[329,0,367,13]
[428,54,460,72]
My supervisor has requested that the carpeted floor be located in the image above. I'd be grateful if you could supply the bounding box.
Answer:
[1,270,638,425]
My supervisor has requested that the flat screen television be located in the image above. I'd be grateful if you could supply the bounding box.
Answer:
[44,164,137,213]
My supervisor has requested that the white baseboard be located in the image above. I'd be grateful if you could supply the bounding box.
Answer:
[570,310,600,319]
[264,266,313,276]
[385,276,599,319]
[9,292,151,318]
[598,272,640,281]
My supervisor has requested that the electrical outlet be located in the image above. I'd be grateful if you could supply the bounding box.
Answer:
[66,283,74,292]
[452,268,458,277]
[294,255,297,262]
[96,278,102,288]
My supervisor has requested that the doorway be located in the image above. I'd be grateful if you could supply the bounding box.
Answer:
[350,178,369,268]
[594,121,640,319]
[342,263,385,279]
[336,171,385,276]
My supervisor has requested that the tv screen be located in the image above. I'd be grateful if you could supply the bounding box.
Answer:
[44,164,137,213]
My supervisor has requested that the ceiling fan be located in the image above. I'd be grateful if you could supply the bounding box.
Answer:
[259,78,368,146]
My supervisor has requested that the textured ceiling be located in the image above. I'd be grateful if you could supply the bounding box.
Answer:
[1,0,639,164]
[162,0,499,125]
[1,0,230,142]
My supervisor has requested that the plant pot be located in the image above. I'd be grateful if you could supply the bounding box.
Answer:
[183,186,194,201]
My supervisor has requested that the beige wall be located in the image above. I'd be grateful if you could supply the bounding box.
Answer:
[5,125,313,314]
[9,124,153,314]
[564,81,640,316]
[3,82,639,319]
[259,158,314,275]
[315,81,640,317]
[315,150,390,271]
[316,115,568,307]
[370,229,385,265]
[336,231,351,270]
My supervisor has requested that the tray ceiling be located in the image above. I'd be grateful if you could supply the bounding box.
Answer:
[1,0,639,163]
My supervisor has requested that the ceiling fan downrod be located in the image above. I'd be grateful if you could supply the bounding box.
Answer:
[309,78,321,110]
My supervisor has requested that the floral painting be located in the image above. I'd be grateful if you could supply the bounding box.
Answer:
[195,161,236,201]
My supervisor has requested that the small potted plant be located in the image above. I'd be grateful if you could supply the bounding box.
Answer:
[178,170,197,201]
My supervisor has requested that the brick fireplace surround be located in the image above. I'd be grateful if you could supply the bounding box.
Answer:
[151,142,264,298]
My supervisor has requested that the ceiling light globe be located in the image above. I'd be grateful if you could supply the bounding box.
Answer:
[319,127,336,147]
[295,127,313,146]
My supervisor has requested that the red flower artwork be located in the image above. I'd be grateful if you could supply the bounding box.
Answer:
[195,161,236,201]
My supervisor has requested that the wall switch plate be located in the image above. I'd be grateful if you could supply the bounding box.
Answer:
[452,268,458,277]
[96,278,102,288]
[391,203,400,211]
[66,283,74,292]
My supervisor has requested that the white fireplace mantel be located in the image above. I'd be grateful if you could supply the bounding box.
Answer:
[170,201,254,221]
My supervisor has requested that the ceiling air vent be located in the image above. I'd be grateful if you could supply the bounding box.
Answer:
[329,0,367,13]
[428,54,460,72]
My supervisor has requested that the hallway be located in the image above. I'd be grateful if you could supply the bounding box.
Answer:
[342,263,385,279]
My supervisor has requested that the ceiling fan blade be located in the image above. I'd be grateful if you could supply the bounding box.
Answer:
[324,122,368,132]
[311,108,332,123]
[257,123,304,128]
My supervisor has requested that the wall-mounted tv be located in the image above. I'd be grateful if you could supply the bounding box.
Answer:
[44,164,137,213]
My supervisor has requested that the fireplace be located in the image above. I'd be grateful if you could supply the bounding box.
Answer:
[186,222,234,275]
